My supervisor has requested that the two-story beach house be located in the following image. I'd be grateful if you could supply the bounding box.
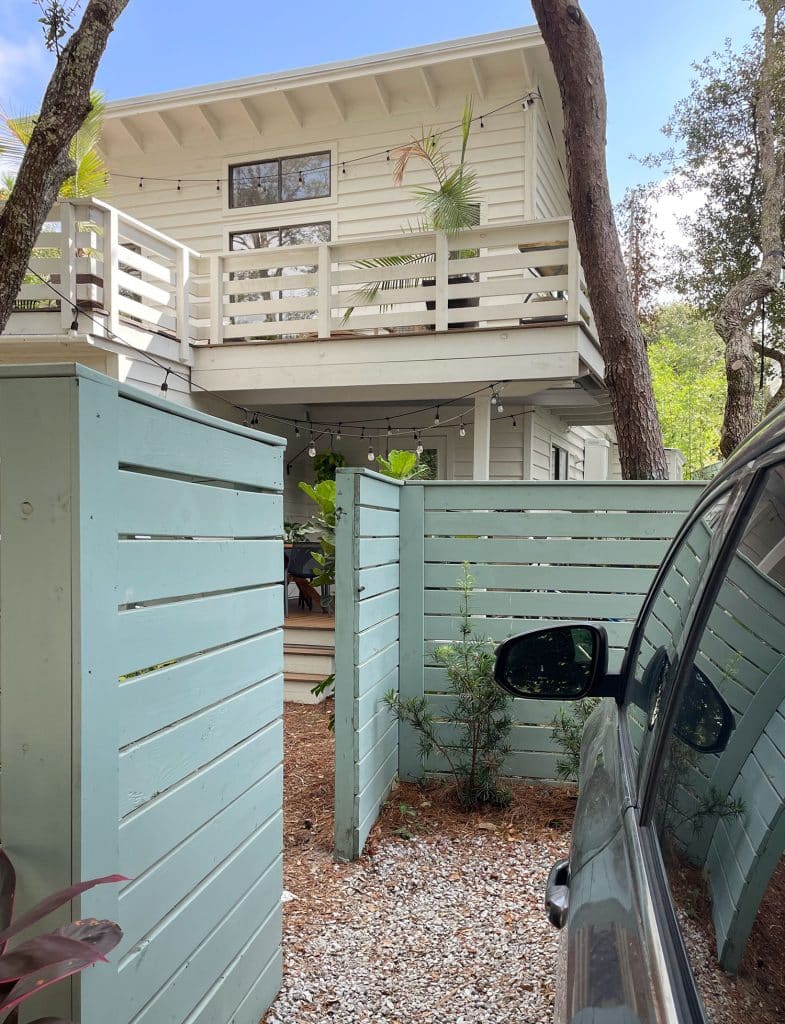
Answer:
[0,25,650,523]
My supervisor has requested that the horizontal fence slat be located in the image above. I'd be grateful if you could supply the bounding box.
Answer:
[424,588,642,620]
[357,475,402,510]
[358,589,400,632]
[119,631,282,746]
[357,505,400,537]
[424,510,685,539]
[424,562,655,593]
[424,615,634,648]
[422,482,703,512]
[118,471,282,538]
[119,674,282,816]
[118,396,283,490]
[119,720,282,874]
[119,539,283,604]
[357,614,399,664]
[117,585,281,675]
[424,537,672,566]
[357,536,400,568]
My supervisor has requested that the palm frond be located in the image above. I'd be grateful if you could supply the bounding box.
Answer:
[411,167,481,235]
[459,97,474,168]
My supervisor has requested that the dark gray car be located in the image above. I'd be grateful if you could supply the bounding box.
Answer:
[495,409,785,1023]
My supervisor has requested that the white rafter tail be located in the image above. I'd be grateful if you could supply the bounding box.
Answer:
[198,104,224,141]
[280,89,303,127]
[239,97,264,134]
[158,111,183,147]
[419,66,438,108]
[326,83,346,121]
[469,58,487,100]
[120,117,146,153]
[372,75,392,115]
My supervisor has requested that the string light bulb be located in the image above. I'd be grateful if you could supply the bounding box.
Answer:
[480,114,485,128]
[459,420,466,438]
[490,391,497,406]
[337,423,342,441]
[416,435,424,455]
[497,400,504,414]
[138,177,143,189]
[434,406,440,426]
[294,422,300,437]
[308,438,317,458]
[367,443,375,462]
[512,415,518,428]
[387,418,392,436]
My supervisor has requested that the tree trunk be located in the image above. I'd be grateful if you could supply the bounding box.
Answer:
[0,0,129,334]
[716,0,785,457]
[530,0,668,479]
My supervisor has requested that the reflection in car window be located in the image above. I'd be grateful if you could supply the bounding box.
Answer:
[654,465,785,1021]
[625,493,729,776]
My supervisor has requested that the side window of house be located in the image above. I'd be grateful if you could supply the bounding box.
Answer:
[651,463,785,1018]
[229,152,330,209]
[552,444,568,480]
[624,491,730,777]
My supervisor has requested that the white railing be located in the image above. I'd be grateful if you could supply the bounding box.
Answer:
[191,216,597,346]
[8,198,199,363]
[7,206,597,353]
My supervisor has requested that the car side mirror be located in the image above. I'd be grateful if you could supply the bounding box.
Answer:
[494,624,612,700]
[675,664,735,754]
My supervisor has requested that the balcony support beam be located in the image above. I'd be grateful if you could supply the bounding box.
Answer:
[472,394,491,480]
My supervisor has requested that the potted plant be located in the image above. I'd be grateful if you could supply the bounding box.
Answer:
[343,100,481,329]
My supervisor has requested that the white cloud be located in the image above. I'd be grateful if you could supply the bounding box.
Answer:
[653,183,706,253]
[0,32,52,108]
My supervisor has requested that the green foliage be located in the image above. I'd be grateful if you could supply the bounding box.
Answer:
[298,480,337,710]
[375,448,430,480]
[343,99,480,320]
[384,564,513,808]
[284,520,311,544]
[0,91,109,200]
[34,0,81,53]
[312,449,347,483]
[551,699,601,782]
[647,304,727,477]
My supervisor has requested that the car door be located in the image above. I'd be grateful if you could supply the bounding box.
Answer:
[623,458,785,1023]
[558,479,736,1023]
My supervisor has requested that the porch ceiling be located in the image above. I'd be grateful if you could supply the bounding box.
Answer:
[101,28,552,157]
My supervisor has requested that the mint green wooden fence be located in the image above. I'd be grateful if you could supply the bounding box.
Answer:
[333,477,700,858]
[0,365,285,1023]
[334,470,403,861]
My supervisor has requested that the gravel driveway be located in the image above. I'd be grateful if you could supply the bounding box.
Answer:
[266,830,564,1024]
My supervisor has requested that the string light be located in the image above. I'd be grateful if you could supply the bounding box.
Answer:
[367,443,375,462]
[177,179,181,191]
[294,421,300,437]
[160,368,170,395]
[459,420,466,438]
[69,306,79,333]
[497,400,504,414]
[216,179,221,192]
[490,391,497,406]
[308,438,317,457]
[512,415,517,428]
[416,434,424,455]
[387,418,392,436]
[434,406,440,426]
[110,95,535,192]
[337,423,342,441]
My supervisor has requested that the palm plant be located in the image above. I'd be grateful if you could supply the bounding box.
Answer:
[343,99,481,317]
[0,91,109,200]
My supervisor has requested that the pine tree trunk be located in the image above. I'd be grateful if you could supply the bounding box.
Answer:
[0,0,129,334]
[715,0,785,457]
[530,0,668,479]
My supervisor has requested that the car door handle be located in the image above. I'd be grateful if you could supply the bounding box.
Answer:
[545,858,570,929]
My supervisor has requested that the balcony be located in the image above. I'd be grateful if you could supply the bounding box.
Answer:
[3,201,602,403]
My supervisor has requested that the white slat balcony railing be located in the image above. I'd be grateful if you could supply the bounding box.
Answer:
[5,204,597,355]
[191,216,597,346]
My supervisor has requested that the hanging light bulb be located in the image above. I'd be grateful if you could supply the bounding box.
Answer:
[387,418,392,436]
[434,406,440,426]
[337,423,342,441]
[308,439,317,458]
[480,114,485,128]
[294,421,300,437]
[416,435,424,455]
[367,443,375,462]
[512,415,518,428]
[459,420,466,438]
[497,401,504,414]
[490,391,497,406]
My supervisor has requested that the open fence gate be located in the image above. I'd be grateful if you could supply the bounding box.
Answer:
[332,470,701,861]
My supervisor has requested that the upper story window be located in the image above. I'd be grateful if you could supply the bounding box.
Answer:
[229,151,331,209]
[552,444,569,480]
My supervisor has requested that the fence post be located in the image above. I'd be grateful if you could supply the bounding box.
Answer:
[0,368,120,1021]
[210,254,224,344]
[567,219,580,322]
[104,207,120,339]
[398,482,425,780]
[434,231,449,332]
[333,470,359,860]
[318,243,331,338]
[59,201,77,332]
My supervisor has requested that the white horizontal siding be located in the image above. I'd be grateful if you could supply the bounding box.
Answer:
[529,408,588,480]
[105,95,528,255]
[533,107,568,220]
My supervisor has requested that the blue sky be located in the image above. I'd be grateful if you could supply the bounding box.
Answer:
[0,0,759,197]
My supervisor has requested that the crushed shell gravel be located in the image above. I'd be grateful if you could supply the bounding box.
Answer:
[265,831,565,1024]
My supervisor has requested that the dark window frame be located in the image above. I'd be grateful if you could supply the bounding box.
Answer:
[228,151,331,209]
[228,221,331,252]
[552,443,569,480]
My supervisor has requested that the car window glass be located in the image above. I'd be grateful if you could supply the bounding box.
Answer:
[652,464,785,1021]
[624,492,729,780]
